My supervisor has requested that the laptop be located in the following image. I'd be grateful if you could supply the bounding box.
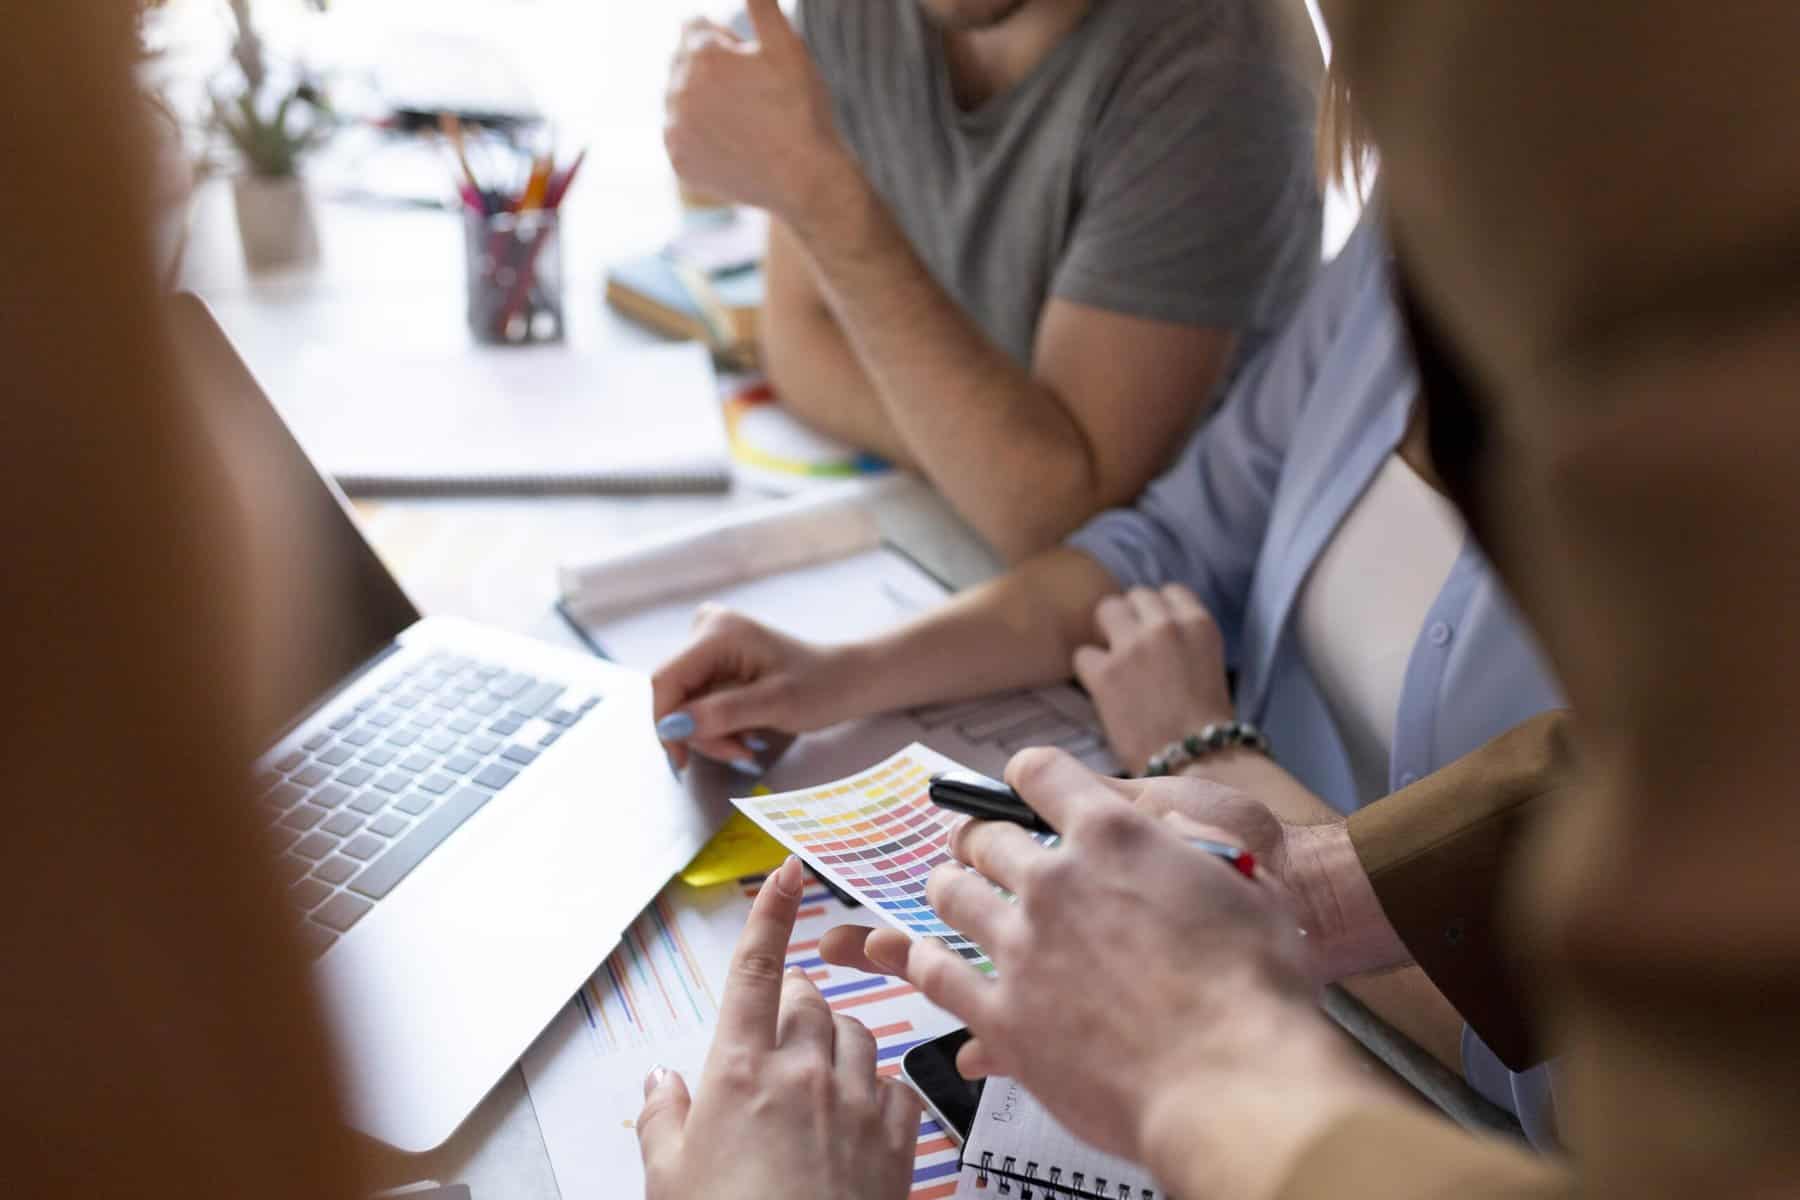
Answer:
[174,295,727,1152]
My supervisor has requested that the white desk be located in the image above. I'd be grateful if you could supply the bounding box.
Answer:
[168,6,1481,1188]
[180,116,1001,1200]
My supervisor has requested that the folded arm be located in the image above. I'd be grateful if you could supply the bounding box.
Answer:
[777,174,1235,561]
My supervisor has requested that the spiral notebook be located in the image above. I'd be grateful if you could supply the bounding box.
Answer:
[957,1078,1161,1200]
[238,337,730,496]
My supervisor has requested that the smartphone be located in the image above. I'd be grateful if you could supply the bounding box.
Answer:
[900,1028,984,1143]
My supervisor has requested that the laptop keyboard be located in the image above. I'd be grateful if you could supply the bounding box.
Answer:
[255,650,602,958]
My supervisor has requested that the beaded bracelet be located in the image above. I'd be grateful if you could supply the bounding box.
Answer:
[1142,721,1271,777]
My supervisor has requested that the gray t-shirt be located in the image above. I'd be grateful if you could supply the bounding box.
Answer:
[799,0,1322,372]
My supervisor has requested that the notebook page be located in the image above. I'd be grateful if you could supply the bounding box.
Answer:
[960,1078,1160,1200]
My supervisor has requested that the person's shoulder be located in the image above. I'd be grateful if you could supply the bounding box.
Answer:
[797,0,904,41]
[1092,0,1319,84]
[798,0,916,65]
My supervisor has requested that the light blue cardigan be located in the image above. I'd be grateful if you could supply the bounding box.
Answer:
[1067,215,1563,1145]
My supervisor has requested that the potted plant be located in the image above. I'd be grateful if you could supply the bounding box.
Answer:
[210,0,333,270]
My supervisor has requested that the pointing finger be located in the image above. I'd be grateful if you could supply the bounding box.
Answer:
[711,856,805,1054]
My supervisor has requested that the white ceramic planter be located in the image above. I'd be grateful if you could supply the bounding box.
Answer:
[232,174,320,272]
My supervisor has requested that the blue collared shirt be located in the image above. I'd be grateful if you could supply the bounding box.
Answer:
[1067,215,1562,1145]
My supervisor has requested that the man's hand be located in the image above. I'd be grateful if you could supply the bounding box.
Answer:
[638,856,922,1200]
[872,751,1386,1199]
[663,0,853,228]
[1127,776,1413,982]
[1072,585,1235,773]
[822,768,1410,988]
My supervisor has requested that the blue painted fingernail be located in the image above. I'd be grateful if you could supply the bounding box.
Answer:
[745,734,769,752]
[656,712,696,740]
[729,757,765,778]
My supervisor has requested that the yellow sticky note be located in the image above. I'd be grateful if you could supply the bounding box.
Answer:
[679,807,791,888]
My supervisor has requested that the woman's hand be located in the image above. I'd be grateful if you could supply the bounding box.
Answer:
[652,606,866,774]
[835,752,1390,1200]
[637,856,923,1200]
[1072,585,1234,774]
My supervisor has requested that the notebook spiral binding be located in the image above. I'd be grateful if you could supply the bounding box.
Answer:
[974,1150,1157,1200]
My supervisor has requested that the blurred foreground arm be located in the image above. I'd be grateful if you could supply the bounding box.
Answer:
[3,6,362,1198]
[1313,0,1800,1195]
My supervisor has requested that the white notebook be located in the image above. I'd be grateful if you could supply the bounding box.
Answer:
[957,1078,1161,1200]
[244,339,729,495]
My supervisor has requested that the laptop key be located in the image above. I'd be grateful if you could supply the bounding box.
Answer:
[312,783,351,810]
[290,878,333,911]
[336,764,375,788]
[268,782,306,810]
[473,762,519,791]
[263,826,301,857]
[317,745,354,767]
[279,804,327,833]
[374,772,411,794]
[513,682,566,717]
[348,786,494,902]
[274,751,307,773]
[348,791,387,816]
[544,708,578,727]
[369,813,409,838]
[321,812,363,838]
[468,695,502,717]
[395,791,436,815]
[489,716,523,736]
[386,728,421,748]
[489,672,534,700]
[313,893,374,933]
[418,773,456,796]
[313,856,358,886]
[342,727,377,748]
[442,752,480,775]
[500,743,540,768]
[422,732,457,754]
[399,752,435,773]
[293,833,338,862]
[539,730,562,748]
[327,712,356,732]
[361,746,397,768]
[292,764,331,788]
[366,709,399,729]
[303,732,331,752]
[466,733,501,756]
[299,922,337,958]
[341,834,385,862]
[447,714,480,735]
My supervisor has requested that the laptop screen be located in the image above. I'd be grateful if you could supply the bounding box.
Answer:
[173,296,421,747]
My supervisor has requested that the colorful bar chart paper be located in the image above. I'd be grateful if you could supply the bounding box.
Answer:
[732,744,999,972]
[520,873,968,1199]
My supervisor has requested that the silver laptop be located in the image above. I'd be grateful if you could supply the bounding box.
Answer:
[176,296,725,1151]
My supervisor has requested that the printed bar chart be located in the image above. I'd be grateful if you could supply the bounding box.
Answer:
[524,872,966,1198]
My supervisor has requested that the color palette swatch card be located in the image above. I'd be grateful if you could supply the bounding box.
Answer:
[731,744,1001,971]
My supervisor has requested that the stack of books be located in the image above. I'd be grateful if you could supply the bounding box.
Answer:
[605,208,765,369]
